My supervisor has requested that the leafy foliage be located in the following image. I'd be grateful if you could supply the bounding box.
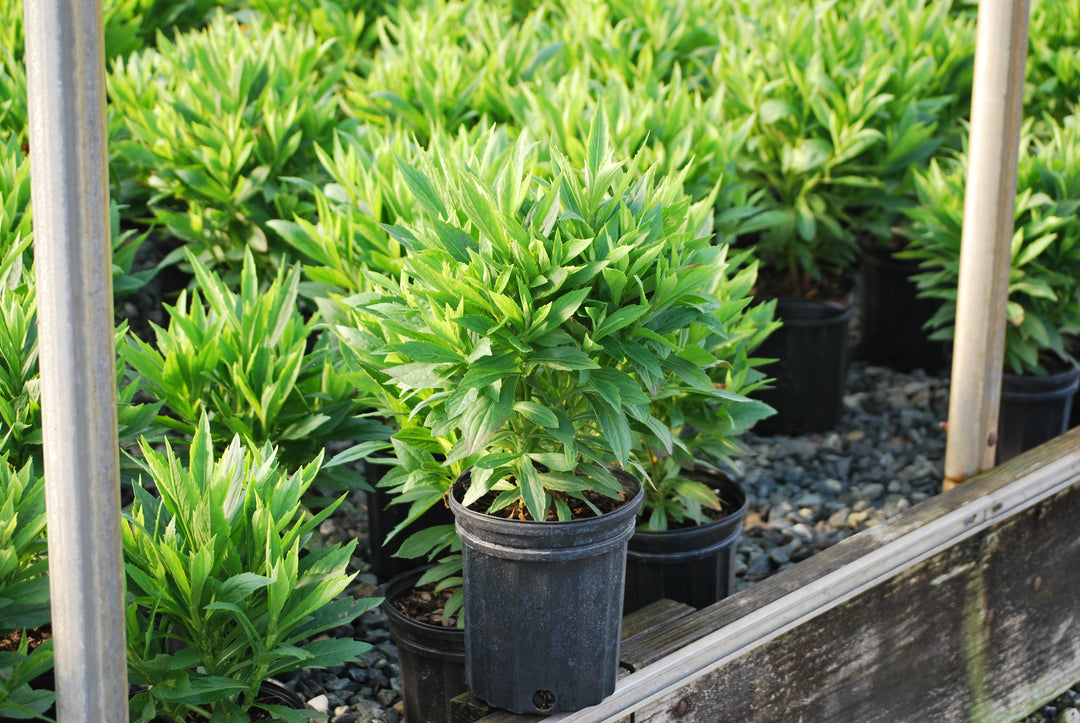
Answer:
[0,47,26,145]
[341,111,751,523]
[108,13,347,278]
[630,254,779,530]
[0,460,49,633]
[903,116,1080,375]
[122,249,385,488]
[268,128,421,297]
[342,0,562,142]
[0,459,54,722]
[0,141,159,473]
[720,4,894,291]
[1026,0,1080,124]
[123,417,379,722]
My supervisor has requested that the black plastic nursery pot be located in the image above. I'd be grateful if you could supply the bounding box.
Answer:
[449,468,644,715]
[997,364,1080,464]
[623,470,748,615]
[858,244,945,373]
[380,567,467,723]
[753,297,855,436]
[365,457,455,580]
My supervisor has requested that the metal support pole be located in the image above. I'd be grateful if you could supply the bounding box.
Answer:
[943,0,1030,492]
[23,1,129,720]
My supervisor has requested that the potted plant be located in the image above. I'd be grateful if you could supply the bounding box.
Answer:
[379,562,466,723]
[902,117,1080,463]
[624,252,779,613]
[372,443,468,723]
[851,0,973,373]
[121,415,381,722]
[328,274,482,723]
[346,109,756,713]
[718,6,895,433]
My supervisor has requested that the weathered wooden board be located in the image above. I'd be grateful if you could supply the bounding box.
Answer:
[474,427,1080,723]
[632,480,1080,722]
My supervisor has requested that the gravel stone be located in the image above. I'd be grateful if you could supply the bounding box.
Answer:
[307,694,331,715]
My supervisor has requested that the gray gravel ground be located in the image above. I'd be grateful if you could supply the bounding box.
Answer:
[289,361,1078,723]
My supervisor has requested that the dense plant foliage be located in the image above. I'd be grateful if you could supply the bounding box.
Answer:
[4,0,1080,711]
[0,459,53,721]
[631,254,779,530]
[337,114,761,523]
[108,14,347,278]
[121,249,382,485]
[903,116,1080,375]
[123,417,379,722]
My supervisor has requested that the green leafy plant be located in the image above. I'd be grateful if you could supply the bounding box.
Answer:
[108,13,347,277]
[326,277,483,626]
[1026,0,1080,123]
[569,0,727,91]
[902,116,1080,375]
[343,0,558,143]
[722,4,896,295]
[831,0,973,248]
[345,110,755,523]
[268,128,420,297]
[0,459,54,722]
[630,253,779,530]
[0,138,32,264]
[0,142,159,473]
[0,47,27,144]
[367,434,466,625]
[508,66,765,247]
[122,248,385,488]
[123,416,379,723]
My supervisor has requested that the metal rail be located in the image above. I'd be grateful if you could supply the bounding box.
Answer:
[23,1,129,719]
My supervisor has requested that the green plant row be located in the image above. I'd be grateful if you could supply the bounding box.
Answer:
[2,0,1080,714]
[902,114,1080,375]
[0,131,380,722]
[3,0,1075,290]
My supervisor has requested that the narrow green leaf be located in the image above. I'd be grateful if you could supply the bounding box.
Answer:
[513,401,559,428]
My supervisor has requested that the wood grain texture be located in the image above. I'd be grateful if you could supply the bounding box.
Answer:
[634,476,1080,721]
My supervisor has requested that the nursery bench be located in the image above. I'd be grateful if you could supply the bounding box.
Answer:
[454,427,1080,722]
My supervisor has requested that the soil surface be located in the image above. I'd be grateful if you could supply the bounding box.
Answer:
[392,584,459,628]
[753,266,855,304]
[0,624,51,653]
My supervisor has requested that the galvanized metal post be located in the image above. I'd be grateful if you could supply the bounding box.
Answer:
[943,0,1031,491]
[23,1,129,720]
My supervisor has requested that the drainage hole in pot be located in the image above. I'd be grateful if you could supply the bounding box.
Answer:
[532,689,555,711]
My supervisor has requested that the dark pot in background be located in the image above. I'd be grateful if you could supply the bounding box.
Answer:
[858,243,945,373]
[449,469,643,715]
[380,567,467,723]
[365,457,454,580]
[624,470,748,614]
[753,297,855,436]
[997,364,1080,464]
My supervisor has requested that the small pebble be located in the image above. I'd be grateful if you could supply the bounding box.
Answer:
[308,694,331,715]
